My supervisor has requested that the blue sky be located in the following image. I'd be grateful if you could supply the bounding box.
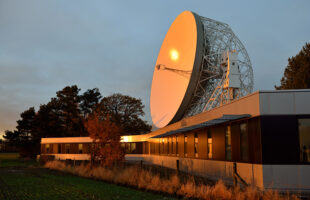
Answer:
[0,0,309,138]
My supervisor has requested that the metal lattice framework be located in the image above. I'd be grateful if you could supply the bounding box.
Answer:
[183,16,254,117]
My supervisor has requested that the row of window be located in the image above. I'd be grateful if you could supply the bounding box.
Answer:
[121,143,136,154]
[45,143,84,154]
[154,118,309,163]
[183,132,213,159]
[155,130,214,159]
[44,143,140,154]
[153,122,248,162]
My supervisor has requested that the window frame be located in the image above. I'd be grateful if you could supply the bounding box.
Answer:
[194,133,198,158]
[207,129,212,159]
[240,122,249,162]
[225,125,232,161]
[184,134,188,157]
[298,118,310,163]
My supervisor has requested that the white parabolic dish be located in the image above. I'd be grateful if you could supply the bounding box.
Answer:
[150,11,204,128]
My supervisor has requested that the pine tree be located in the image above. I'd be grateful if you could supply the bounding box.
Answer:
[276,43,310,89]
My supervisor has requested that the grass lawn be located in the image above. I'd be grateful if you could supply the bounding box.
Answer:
[0,153,38,168]
[0,153,174,200]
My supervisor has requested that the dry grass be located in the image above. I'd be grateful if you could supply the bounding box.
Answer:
[45,161,299,200]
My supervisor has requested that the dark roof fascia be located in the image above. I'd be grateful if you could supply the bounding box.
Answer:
[151,114,251,138]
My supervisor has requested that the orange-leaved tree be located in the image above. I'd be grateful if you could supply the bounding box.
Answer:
[84,108,124,167]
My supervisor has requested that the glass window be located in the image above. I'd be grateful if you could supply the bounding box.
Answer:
[184,135,187,157]
[176,136,179,156]
[167,138,170,155]
[225,126,232,161]
[131,143,136,153]
[162,138,165,154]
[194,133,198,158]
[172,137,174,155]
[207,130,212,159]
[46,144,50,153]
[158,139,161,154]
[125,143,130,154]
[65,144,70,154]
[160,138,163,154]
[240,123,249,162]
[299,119,310,163]
[78,144,83,154]
[150,143,154,154]
[58,144,61,154]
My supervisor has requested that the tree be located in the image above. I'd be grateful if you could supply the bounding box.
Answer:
[3,107,38,157]
[3,85,103,157]
[33,100,66,139]
[276,43,310,89]
[98,93,151,135]
[16,107,36,140]
[80,88,102,118]
[84,109,124,167]
[56,85,85,137]
[3,130,20,146]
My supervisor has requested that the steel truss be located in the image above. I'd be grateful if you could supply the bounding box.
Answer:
[183,16,254,117]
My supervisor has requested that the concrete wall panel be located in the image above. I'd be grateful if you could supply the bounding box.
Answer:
[295,92,310,114]
[262,165,310,190]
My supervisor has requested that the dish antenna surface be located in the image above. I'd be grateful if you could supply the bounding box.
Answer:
[150,11,253,128]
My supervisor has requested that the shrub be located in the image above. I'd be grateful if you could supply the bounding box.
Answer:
[39,155,55,165]
[84,111,124,167]
[44,161,299,200]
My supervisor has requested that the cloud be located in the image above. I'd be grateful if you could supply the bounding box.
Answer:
[0,0,309,137]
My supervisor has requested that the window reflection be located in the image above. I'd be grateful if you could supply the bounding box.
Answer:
[78,144,83,154]
[65,144,70,154]
[207,130,212,159]
[299,119,310,163]
[240,123,249,162]
[46,144,50,153]
[58,144,61,154]
[194,133,198,158]
[184,135,187,157]
[176,136,179,156]
[225,126,232,161]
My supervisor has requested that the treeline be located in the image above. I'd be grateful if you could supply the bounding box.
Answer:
[276,42,310,89]
[3,85,151,157]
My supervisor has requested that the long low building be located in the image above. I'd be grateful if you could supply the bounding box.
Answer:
[40,89,310,191]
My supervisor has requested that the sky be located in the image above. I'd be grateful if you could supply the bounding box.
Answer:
[0,0,309,139]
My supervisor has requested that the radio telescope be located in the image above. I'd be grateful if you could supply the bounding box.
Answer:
[150,11,253,128]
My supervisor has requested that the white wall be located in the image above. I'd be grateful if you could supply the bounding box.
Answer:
[41,154,91,161]
[125,154,263,188]
[259,90,310,115]
[126,154,310,191]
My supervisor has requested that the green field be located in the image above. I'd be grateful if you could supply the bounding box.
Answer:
[0,153,173,200]
[0,153,38,168]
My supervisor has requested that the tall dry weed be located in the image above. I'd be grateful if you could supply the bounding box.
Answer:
[44,161,299,200]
